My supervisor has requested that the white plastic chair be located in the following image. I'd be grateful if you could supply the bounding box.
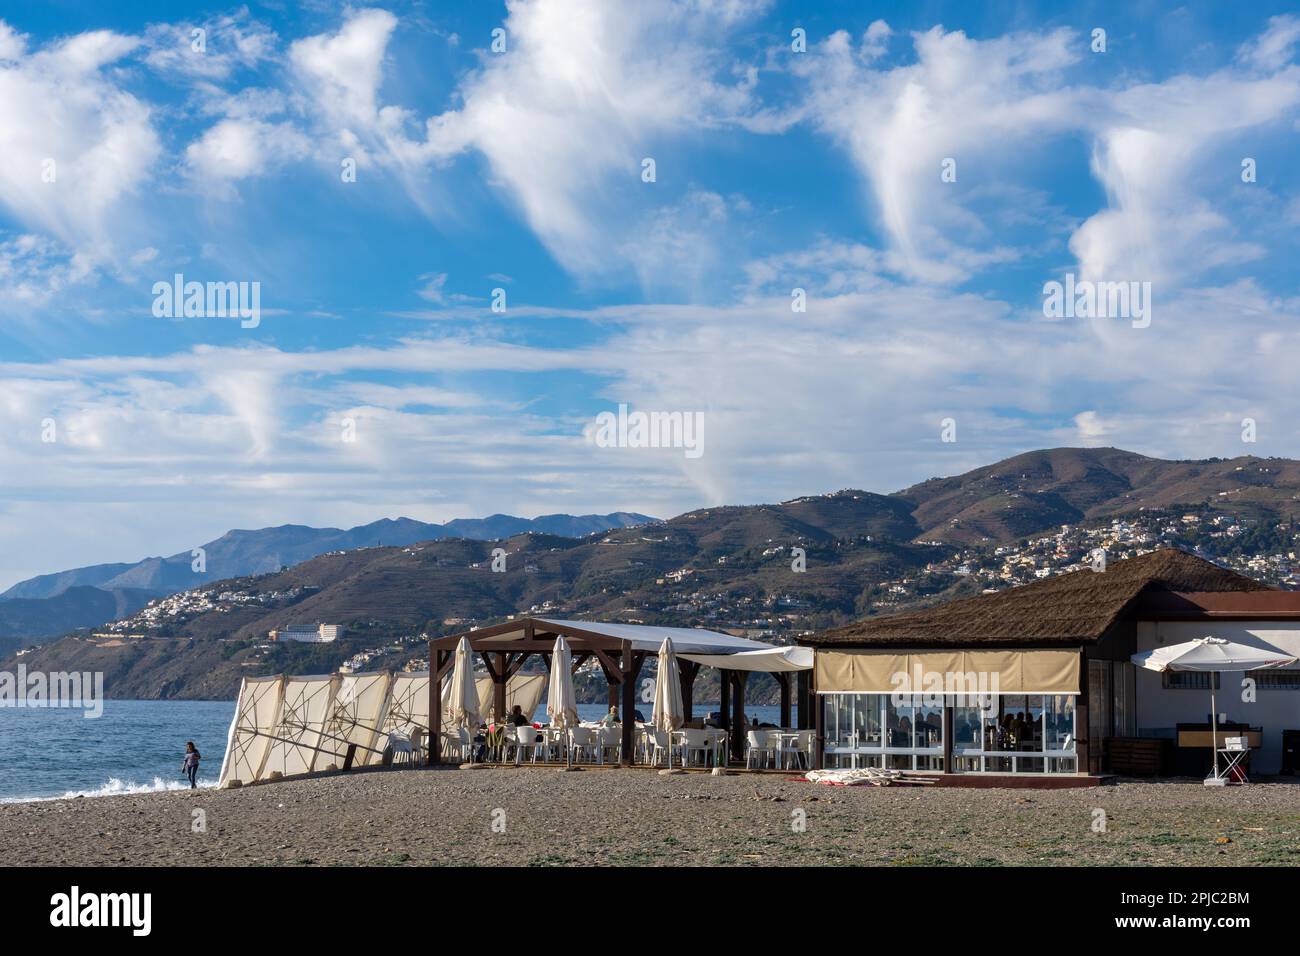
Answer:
[407,726,425,765]
[568,727,597,763]
[680,729,711,767]
[440,727,472,763]
[648,729,672,767]
[776,731,800,770]
[596,726,621,765]
[514,725,543,765]
[793,730,815,770]
[387,731,414,767]
[746,730,773,769]
[637,725,655,764]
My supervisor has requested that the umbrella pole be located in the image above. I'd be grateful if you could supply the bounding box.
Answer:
[1210,678,1219,781]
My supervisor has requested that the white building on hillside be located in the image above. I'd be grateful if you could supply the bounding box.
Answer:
[271,623,343,643]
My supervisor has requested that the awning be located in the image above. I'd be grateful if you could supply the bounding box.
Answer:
[814,648,1080,694]
[679,645,813,673]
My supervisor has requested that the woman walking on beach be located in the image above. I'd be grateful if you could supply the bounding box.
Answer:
[182,742,201,789]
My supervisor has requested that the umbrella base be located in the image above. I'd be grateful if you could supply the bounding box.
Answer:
[658,768,686,776]
[1202,776,1228,787]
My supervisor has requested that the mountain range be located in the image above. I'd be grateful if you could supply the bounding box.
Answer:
[0,512,654,654]
[9,446,1300,698]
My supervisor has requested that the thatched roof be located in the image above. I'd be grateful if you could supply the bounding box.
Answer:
[807,549,1272,648]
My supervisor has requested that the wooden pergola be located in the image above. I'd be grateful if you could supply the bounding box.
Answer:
[427,617,813,767]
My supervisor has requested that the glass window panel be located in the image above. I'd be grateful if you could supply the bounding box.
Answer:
[860,694,882,748]
[885,695,912,749]
[952,703,984,751]
[914,701,943,750]
[1046,695,1076,752]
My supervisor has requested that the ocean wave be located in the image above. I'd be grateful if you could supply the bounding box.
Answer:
[0,776,217,804]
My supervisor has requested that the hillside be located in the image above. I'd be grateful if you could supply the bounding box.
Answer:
[896,448,1300,544]
[0,586,156,658]
[12,447,1300,702]
[11,490,947,700]
[0,511,655,645]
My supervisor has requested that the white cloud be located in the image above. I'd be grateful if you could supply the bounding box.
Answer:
[414,0,771,273]
[0,20,159,268]
[184,118,311,182]
[289,8,396,134]
[1238,15,1300,72]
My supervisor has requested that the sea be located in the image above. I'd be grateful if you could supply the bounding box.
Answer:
[0,699,783,803]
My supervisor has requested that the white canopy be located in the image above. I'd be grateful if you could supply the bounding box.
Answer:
[533,618,774,655]
[679,645,813,673]
[1131,636,1297,673]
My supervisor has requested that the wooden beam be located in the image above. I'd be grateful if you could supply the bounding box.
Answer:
[620,641,636,766]
[942,702,954,773]
[720,668,731,734]
[812,662,823,770]
[1076,648,1092,775]
[592,648,623,684]
[430,647,453,765]
[503,652,531,681]
[678,659,699,723]
[493,651,507,723]
[730,671,748,764]
[777,672,791,728]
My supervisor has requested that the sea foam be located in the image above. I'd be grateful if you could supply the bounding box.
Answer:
[0,776,215,804]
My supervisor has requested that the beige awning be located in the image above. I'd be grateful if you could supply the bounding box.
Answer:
[815,648,1080,695]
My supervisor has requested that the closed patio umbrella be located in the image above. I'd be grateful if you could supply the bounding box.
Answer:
[448,635,481,732]
[547,635,579,767]
[1131,636,1296,784]
[652,638,684,769]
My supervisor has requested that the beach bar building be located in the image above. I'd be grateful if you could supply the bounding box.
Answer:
[801,549,1300,778]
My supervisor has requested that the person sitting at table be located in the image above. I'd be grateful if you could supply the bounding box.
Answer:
[600,706,619,726]
[508,704,530,727]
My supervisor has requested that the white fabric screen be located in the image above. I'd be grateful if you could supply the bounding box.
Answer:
[218,670,549,787]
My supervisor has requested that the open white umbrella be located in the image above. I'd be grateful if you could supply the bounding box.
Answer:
[547,635,579,767]
[652,638,684,769]
[1132,636,1296,784]
[447,636,481,732]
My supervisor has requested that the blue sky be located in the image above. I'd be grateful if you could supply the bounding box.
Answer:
[1,0,1299,587]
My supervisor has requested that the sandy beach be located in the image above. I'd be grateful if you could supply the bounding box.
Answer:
[3,767,1299,866]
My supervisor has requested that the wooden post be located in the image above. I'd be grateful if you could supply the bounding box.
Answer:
[620,641,635,767]
[812,663,824,769]
[430,647,442,765]
[1076,649,1091,775]
[942,702,954,774]
[493,651,507,724]
[719,668,731,731]
[796,670,811,730]
[778,673,791,728]
[678,660,699,723]
[730,672,748,765]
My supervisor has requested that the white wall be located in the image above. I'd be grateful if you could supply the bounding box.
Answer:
[1135,620,1300,774]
